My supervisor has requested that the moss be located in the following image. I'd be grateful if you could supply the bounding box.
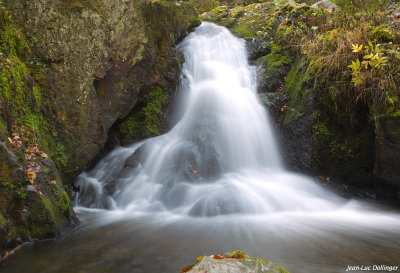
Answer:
[265,44,291,67]
[119,86,167,138]
[254,43,292,93]
[58,191,72,217]
[0,211,6,229]
[63,0,103,15]
[0,161,11,183]
[27,193,70,238]
[0,5,54,154]
[201,3,278,40]
[282,62,311,125]
[370,25,394,43]
[28,223,52,237]
[230,3,277,39]
[312,122,330,136]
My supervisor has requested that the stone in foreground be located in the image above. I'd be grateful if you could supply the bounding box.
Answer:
[182,251,289,273]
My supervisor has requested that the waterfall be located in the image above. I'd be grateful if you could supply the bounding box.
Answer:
[77,22,346,217]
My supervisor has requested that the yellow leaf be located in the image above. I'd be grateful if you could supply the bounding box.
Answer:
[49,180,57,185]
[40,152,48,159]
[351,44,363,54]
[26,172,36,180]
[196,256,203,261]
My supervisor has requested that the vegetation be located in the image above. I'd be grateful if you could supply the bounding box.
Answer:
[200,0,400,183]
[119,86,167,139]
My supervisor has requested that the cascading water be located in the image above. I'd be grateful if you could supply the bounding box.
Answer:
[5,22,399,273]
[77,22,345,217]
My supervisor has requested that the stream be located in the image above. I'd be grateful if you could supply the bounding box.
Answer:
[2,22,400,273]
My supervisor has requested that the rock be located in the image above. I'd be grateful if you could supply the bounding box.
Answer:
[311,0,339,12]
[183,251,289,273]
[247,35,272,61]
[375,115,400,188]
[0,142,76,251]
[274,0,296,8]
[4,0,200,181]
[254,44,291,94]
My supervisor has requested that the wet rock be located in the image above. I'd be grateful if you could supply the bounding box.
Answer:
[183,251,289,273]
[247,35,272,61]
[0,142,76,251]
[311,0,339,12]
[124,146,146,170]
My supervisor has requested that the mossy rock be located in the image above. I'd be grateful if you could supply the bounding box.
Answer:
[115,86,168,145]
[255,43,292,93]
[183,251,289,273]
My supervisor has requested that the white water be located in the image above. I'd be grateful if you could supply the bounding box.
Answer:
[78,22,346,216]
[71,22,400,272]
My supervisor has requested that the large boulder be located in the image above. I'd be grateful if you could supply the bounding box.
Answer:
[4,0,200,182]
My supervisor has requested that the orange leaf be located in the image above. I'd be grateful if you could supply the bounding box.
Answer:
[26,172,36,180]
[180,265,193,273]
[49,180,57,185]
[213,254,225,259]
[231,253,245,259]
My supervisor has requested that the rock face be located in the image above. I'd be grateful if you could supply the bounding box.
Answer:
[5,0,199,181]
[0,0,200,253]
[183,251,289,273]
[375,115,400,187]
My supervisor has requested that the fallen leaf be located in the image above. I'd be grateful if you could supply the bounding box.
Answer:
[40,152,48,159]
[180,265,193,273]
[213,255,225,259]
[26,172,36,180]
[231,253,245,259]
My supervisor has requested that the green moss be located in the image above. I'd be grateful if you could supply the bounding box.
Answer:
[58,191,71,217]
[370,25,394,43]
[0,211,6,229]
[119,86,167,138]
[265,44,291,67]
[29,224,52,237]
[201,3,278,39]
[0,6,53,149]
[312,122,330,136]
[27,193,70,238]
[63,0,103,14]
[230,3,276,39]
[282,62,311,125]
